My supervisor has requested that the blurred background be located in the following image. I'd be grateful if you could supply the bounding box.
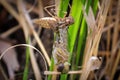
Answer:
[0,0,119,80]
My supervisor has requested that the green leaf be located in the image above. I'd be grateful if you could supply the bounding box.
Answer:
[58,0,70,17]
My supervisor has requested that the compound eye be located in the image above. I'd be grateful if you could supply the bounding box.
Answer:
[66,19,70,23]
[57,63,64,72]
[66,17,74,25]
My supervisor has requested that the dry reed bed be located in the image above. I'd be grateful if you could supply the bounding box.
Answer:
[0,0,119,80]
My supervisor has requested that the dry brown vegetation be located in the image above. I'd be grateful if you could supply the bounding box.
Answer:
[0,0,119,80]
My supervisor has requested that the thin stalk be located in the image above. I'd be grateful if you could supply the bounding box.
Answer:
[0,0,50,66]
[48,58,54,80]
[18,1,43,79]
[0,25,21,38]
[23,40,30,80]
[110,47,120,80]
[80,0,111,79]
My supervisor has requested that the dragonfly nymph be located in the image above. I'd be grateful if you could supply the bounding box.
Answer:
[34,16,74,73]
[33,16,74,32]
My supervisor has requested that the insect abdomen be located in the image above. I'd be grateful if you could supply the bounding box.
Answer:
[33,17,57,29]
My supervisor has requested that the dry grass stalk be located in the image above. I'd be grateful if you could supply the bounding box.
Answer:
[110,47,120,80]
[44,70,82,75]
[38,0,44,17]
[0,0,19,21]
[0,40,20,79]
[108,0,120,76]
[17,0,43,80]
[55,0,60,15]
[101,0,120,79]
[97,1,115,79]
[0,43,49,80]
[32,0,43,46]
[25,3,39,14]
[19,3,51,66]
[0,64,8,80]
[0,0,50,65]
[111,0,120,50]
[0,25,21,38]
[32,27,42,46]
[0,0,48,79]
[80,0,111,80]
[102,23,114,33]
[98,51,110,56]
[106,0,113,51]
[29,42,43,80]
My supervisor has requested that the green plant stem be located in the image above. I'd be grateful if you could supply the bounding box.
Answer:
[92,0,98,15]
[23,39,30,80]
[48,58,54,80]
[76,0,92,68]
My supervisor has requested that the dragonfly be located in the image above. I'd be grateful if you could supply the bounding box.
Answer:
[33,5,74,73]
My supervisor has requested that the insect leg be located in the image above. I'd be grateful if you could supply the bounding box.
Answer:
[44,5,68,17]
[44,5,56,17]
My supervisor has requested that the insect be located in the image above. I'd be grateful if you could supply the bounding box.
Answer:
[33,16,74,32]
[33,5,74,73]
[33,5,74,32]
